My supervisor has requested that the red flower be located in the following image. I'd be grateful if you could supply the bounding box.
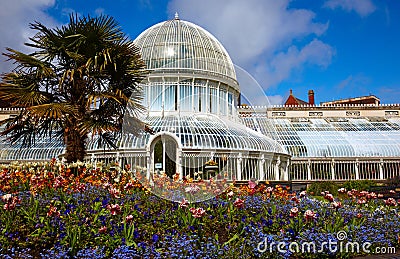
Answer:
[107,204,121,215]
[99,226,107,234]
[179,198,189,209]
[109,187,121,198]
[385,198,397,206]
[227,191,234,200]
[125,215,134,223]
[233,198,245,209]
[47,205,60,217]
[291,196,300,203]
[324,193,334,202]
[290,207,299,217]
[2,194,21,211]
[189,207,206,218]
[332,201,342,209]
[304,210,317,221]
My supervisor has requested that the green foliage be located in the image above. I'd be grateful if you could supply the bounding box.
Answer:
[341,180,377,191]
[307,181,339,196]
[386,175,400,187]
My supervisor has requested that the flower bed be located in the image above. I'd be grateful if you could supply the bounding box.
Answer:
[0,161,399,258]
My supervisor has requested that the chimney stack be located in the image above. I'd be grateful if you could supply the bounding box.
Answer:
[308,90,315,105]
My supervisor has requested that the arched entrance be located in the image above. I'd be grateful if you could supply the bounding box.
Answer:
[150,134,179,178]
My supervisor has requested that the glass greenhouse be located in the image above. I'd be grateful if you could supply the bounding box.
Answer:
[1,15,400,183]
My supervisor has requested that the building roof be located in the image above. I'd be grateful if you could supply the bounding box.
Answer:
[321,95,380,106]
[284,89,309,106]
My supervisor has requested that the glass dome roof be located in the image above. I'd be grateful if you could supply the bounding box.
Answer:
[88,114,286,154]
[133,14,238,89]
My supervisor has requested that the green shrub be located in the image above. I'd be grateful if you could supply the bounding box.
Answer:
[386,175,400,187]
[341,180,377,192]
[307,181,339,196]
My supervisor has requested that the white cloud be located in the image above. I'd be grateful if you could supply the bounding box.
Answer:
[168,0,333,101]
[324,0,376,17]
[258,39,335,87]
[335,74,371,91]
[168,0,328,65]
[0,0,58,73]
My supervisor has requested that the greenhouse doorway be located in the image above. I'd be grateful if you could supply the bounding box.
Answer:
[151,135,178,178]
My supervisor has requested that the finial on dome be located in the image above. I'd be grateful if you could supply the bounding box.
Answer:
[174,12,179,20]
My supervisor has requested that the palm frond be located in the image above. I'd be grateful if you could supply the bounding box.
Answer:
[0,74,50,106]
[27,103,77,120]
[78,118,119,136]
[4,48,55,77]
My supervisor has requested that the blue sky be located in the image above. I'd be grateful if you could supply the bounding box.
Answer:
[1,0,399,105]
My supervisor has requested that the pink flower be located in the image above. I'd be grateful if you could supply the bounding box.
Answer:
[233,198,245,209]
[304,210,317,221]
[179,198,189,209]
[378,194,384,198]
[290,207,299,217]
[356,213,362,218]
[107,204,121,215]
[338,188,347,194]
[99,226,107,234]
[390,190,396,194]
[125,215,134,223]
[189,207,206,218]
[248,180,257,189]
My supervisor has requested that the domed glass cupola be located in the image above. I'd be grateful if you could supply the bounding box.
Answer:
[133,13,240,117]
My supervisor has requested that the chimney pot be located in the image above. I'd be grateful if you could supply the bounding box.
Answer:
[308,89,315,105]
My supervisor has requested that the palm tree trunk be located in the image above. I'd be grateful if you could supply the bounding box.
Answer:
[64,124,86,163]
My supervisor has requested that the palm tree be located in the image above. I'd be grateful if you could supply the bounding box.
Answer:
[0,14,147,162]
